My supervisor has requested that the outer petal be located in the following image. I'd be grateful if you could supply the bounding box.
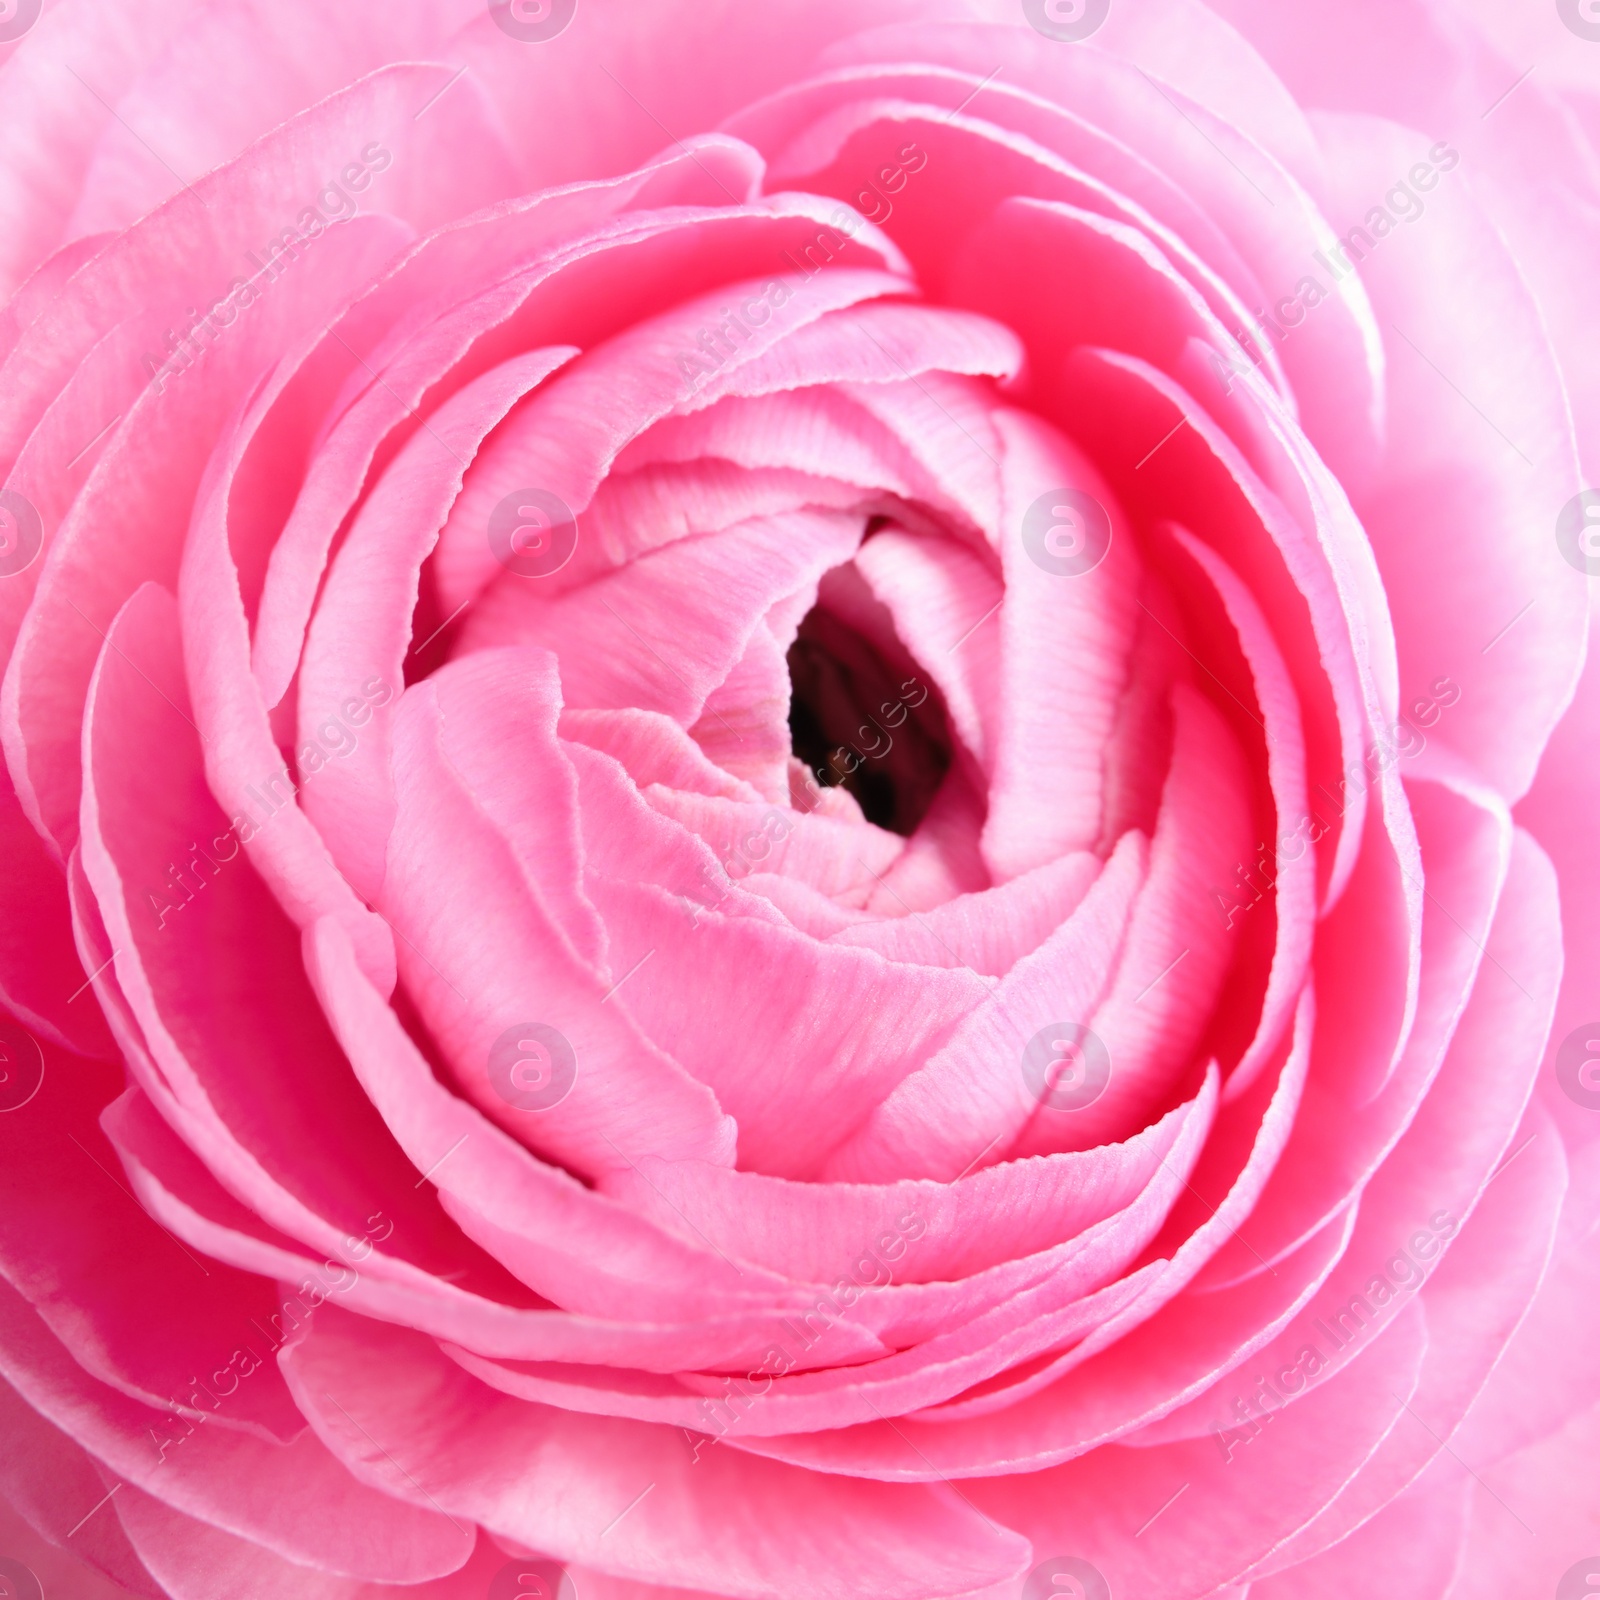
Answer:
[0,1279,470,1583]
[281,1303,1033,1600]
[1312,112,1585,804]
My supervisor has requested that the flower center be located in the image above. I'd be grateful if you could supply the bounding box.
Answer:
[786,600,952,837]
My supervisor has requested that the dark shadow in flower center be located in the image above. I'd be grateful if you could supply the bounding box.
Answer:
[787,602,952,838]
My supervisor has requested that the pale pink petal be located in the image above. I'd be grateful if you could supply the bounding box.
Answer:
[1249,1464,1470,1600]
[1451,1137,1600,1469]
[0,778,113,1055]
[0,1041,303,1443]
[249,142,772,706]
[1314,112,1586,803]
[112,1483,506,1600]
[282,1303,1034,1600]
[432,256,909,613]
[832,851,1099,974]
[65,0,500,238]
[1442,1398,1600,1600]
[0,1280,470,1582]
[597,1084,1204,1289]
[962,1301,1426,1595]
[1198,772,1512,1289]
[1141,829,1561,1446]
[821,832,1148,1182]
[0,0,201,298]
[853,529,1003,772]
[304,917,886,1351]
[460,509,864,729]
[1242,1103,1564,1582]
[296,347,578,901]
[727,1204,1355,1480]
[1011,684,1251,1155]
[379,666,737,1179]
[799,30,1387,484]
[1168,527,1314,1102]
[980,408,1140,882]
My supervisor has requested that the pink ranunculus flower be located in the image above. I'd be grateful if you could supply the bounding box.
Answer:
[0,1,1596,1596]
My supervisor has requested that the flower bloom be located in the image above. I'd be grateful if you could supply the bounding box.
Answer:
[0,2,1597,1597]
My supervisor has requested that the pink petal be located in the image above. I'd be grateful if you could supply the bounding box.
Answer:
[731,1202,1353,1480]
[4,213,410,854]
[962,1300,1427,1595]
[1143,829,1561,1447]
[459,509,864,727]
[281,1303,1033,1600]
[795,31,1387,484]
[0,1041,303,1443]
[1442,1397,1600,1600]
[79,584,469,1275]
[831,851,1100,974]
[65,0,502,239]
[379,661,737,1178]
[1198,771,1512,1289]
[0,1279,469,1582]
[598,1084,1204,1289]
[448,1262,1160,1436]
[853,529,1003,772]
[296,346,578,901]
[0,777,113,1055]
[1010,684,1251,1155]
[1314,112,1586,803]
[821,831,1148,1182]
[249,140,771,706]
[0,0,199,298]
[0,1371,164,1597]
[1049,347,1371,909]
[980,408,1140,882]
[1451,1133,1600,1469]
[105,1080,879,1373]
[1248,1463,1470,1600]
[304,916,885,1356]
[432,257,909,614]
[1167,527,1314,1102]
[1243,1102,1565,1582]
[567,752,996,1179]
